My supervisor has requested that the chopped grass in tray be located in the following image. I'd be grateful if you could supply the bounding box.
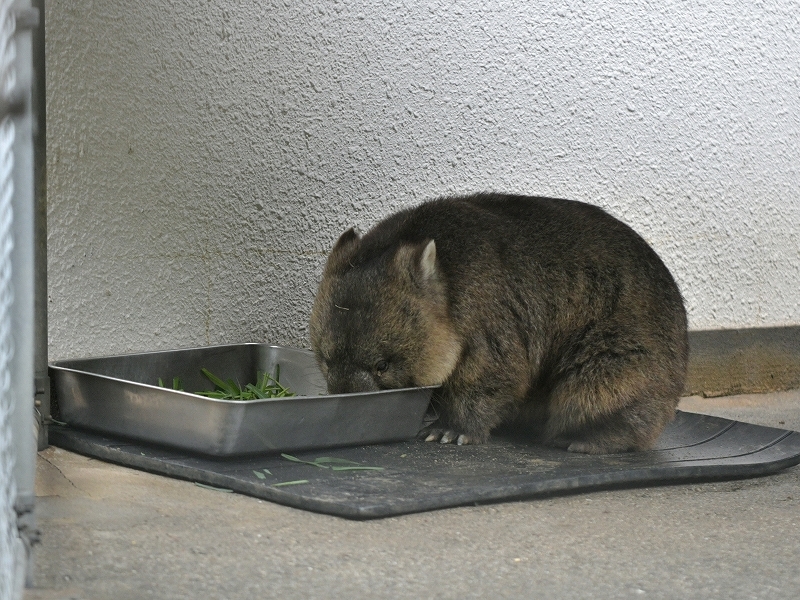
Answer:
[158,365,294,400]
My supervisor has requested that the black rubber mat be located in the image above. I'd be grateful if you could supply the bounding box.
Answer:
[49,410,800,519]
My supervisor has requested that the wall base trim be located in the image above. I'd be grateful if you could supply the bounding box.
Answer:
[687,326,800,397]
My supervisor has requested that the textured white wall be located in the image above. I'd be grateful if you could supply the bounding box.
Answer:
[46,0,800,360]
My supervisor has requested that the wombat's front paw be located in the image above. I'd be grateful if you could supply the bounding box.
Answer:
[418,427,474,445]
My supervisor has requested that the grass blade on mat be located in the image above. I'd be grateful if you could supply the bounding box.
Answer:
[281,454,384,471]
[330,466,384,471]
[280,453,329,468]
[273,480,309,487]
[194,482,233,493]
[311,457,362,466]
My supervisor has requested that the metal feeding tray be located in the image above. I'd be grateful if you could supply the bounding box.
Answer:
[50,344,435,456]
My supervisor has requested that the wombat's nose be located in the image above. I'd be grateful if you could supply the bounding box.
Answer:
[326,368,378,394]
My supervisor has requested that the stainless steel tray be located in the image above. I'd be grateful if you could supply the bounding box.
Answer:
[50,344,435,456]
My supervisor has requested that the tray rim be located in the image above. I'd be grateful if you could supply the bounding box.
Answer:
[49,342,440,405]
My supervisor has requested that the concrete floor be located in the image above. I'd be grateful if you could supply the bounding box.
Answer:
[25,391,800,600]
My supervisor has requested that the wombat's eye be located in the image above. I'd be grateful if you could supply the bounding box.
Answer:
[374,359,389,375]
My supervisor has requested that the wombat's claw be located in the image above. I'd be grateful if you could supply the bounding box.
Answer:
[439,430,459,444]
[419,426,442,442]
[422,429,444,442]
[421,428,472,445]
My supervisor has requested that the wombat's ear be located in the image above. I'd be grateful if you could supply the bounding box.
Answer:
[324,228,361,275]
[419,240,438,282]
[395,239,439,285]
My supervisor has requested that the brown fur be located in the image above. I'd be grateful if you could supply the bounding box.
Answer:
[309,194,688,454]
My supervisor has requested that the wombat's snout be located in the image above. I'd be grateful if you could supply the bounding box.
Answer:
[325,368,379,395]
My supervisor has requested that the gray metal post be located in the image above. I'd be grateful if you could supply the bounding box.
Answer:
[7,1,40,592]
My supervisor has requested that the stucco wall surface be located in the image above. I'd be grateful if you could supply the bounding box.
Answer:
[46,0,800,360]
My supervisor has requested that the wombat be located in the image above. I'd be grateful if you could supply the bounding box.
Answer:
[309,193,688,454]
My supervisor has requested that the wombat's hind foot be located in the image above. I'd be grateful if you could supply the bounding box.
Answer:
[546,409,670,455]
[566,438,632,455]
[546,433,636,455]
[418,427,475,445]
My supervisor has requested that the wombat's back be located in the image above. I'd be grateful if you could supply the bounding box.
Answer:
[361,193,685,343]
